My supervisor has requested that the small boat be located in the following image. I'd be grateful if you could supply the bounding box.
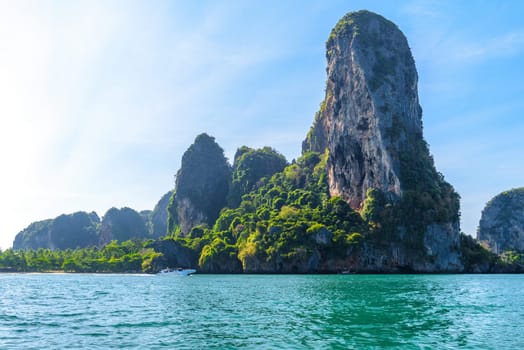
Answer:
[157,267,196,276]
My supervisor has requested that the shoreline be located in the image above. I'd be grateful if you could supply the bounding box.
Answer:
[1,270,523,275]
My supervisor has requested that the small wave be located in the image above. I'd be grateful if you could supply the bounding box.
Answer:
[113,321,176,329]
[78,332,109,337]
[0,314,20,322]
[92,291,110,296]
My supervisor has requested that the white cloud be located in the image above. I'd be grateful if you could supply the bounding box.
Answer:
[402,0,445,18]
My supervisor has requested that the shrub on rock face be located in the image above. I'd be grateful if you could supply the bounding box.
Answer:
[228,146,287,208]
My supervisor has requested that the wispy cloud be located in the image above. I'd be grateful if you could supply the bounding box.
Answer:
[403,0,524,67]
[402,0,445,18]
[415,26,524,68]
[454,30,524,61]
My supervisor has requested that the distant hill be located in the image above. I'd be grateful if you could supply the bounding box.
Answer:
[13,212,99,250]
[478,188,524,254]
[13,192,172,250]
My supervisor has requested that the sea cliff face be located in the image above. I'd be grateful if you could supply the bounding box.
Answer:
[478,188,524,254]
[302,10,463,272]
[303,11,419,208]
[236,223,463,274]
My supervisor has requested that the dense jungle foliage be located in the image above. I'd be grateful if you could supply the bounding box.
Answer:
[171,150,370,272]
[0,240,163,273]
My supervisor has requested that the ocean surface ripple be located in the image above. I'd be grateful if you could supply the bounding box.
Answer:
[0,273,523,349]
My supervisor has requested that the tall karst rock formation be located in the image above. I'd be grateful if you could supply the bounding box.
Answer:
[167,133,231,235]
[304,10,420,206]
[304,11,462,271]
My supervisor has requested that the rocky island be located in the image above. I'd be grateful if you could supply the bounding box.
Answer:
[5,10,522,274]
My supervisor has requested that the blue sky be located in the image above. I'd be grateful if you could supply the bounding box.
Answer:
[1,0,523,249]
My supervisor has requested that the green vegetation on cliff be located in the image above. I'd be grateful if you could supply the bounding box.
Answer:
[361,136,461,246]
[12,219,53,250]
[169,150,370,273]
[228,146,288,208]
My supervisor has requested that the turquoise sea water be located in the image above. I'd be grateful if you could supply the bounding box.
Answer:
[0,274,523,349]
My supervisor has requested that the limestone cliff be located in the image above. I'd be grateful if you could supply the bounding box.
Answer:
[478,188,524,254]
[167,133,231,235]
[151,191,173,237]
[303,10,422,207]
[303,10,462,272]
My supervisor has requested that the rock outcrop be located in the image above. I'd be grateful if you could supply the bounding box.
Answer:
[303,10,462,272]
[478,188,524,254]
[167,133,231,235]
[303,10,422,207]
[148,238,199,270]
[150,191,173,237]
